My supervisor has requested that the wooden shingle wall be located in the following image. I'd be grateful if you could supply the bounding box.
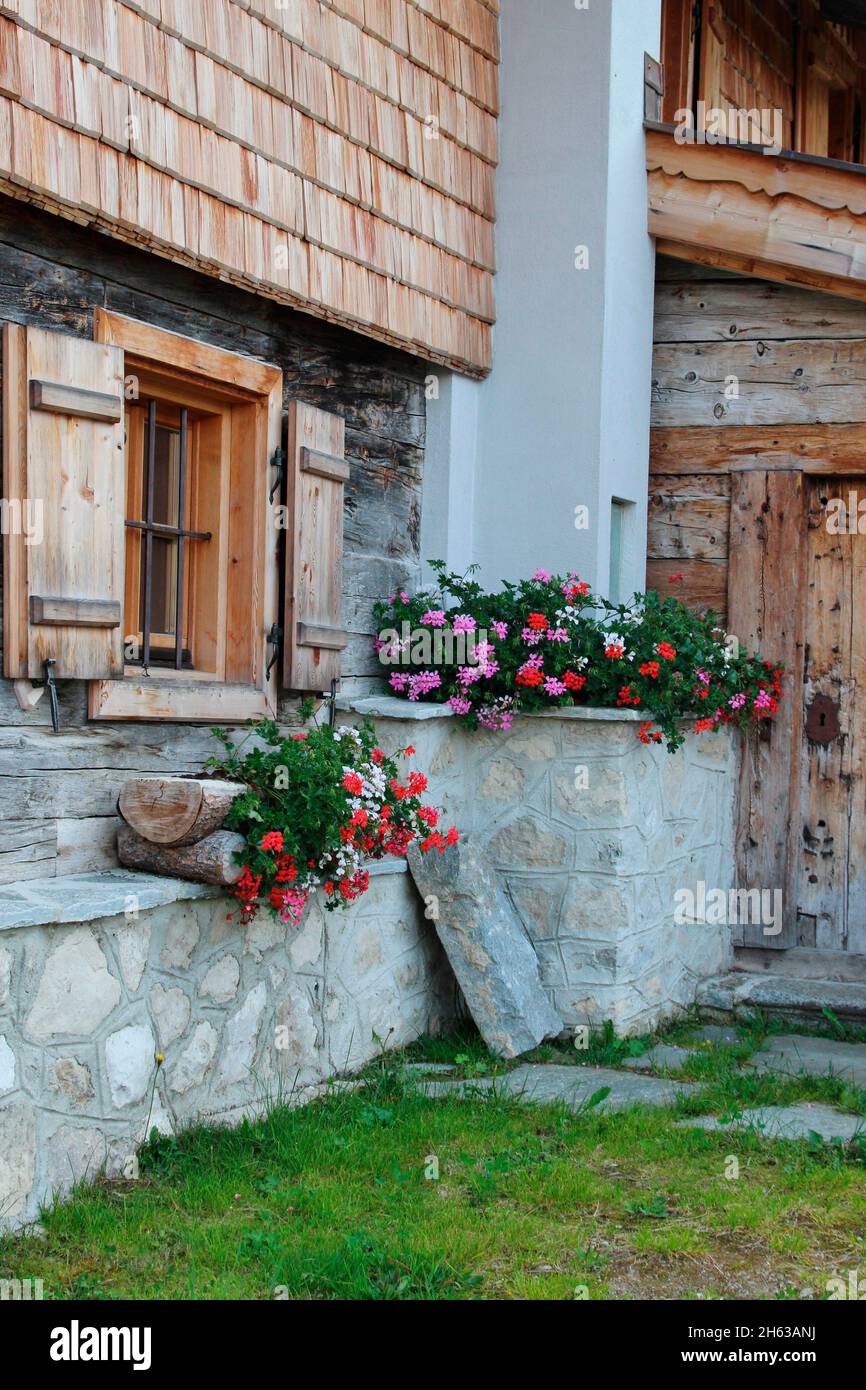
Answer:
[0,0,499,375]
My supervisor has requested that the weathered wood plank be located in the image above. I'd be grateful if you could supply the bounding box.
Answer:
[56,815,119,875]
[647,492,730,561]
[0,817,57,883]
[728,469,807,949]
[652,339,866,428]
[654,278,866,344]
[29,377,123,421]
[645,557,728,619]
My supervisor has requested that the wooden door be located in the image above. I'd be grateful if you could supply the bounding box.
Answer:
[794,480,866,955]
[730,474,866,957]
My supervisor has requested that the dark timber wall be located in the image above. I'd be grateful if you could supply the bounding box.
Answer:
[0,195,427,884]
[647,252,866,625]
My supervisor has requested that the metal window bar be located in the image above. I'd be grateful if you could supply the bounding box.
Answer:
[142,397,156,669]
[127,400,212,671]
[175,407,188,670]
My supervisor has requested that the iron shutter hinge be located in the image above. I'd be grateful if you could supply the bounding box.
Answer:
[266,623,282,678]
[269,447,286,503]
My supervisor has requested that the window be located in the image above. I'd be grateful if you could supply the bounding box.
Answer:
[608,498,632,605]
[88,311,283,721]
[3,310,349,721]
[124,386,226,679]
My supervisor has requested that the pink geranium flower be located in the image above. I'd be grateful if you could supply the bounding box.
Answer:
[544,677,567,697]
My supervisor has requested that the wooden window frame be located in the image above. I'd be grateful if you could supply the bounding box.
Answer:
[88,310,282,723]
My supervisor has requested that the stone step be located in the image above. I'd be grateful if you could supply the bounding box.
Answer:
[696,971,866,1028]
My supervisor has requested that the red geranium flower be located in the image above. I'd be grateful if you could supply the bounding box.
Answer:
[342,772,363,795]
[527,612,548,632]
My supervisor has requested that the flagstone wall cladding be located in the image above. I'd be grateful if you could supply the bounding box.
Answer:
[342,702,738,1034]
[0,867,456,1229]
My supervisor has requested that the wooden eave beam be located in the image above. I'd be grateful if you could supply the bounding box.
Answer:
[646,124,866,305]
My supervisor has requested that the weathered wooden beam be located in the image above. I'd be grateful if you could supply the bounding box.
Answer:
[650,424,866,474]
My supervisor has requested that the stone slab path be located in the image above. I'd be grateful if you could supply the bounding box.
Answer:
[408,1033,866,1142]
[677,1104,865,1143]
[622,1043,692,1072]
[418,1064,700,1110]
[747,1035,866,1088]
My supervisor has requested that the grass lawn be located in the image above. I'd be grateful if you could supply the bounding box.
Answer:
[3,1021,866,1301]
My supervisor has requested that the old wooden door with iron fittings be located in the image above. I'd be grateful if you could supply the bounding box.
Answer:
[795,481,866,955]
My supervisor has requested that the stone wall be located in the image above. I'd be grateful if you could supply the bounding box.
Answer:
[0,865,456,1229]
[342,700,739,1034]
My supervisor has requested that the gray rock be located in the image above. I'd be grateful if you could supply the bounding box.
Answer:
[199,954,240,1005]
[677,1103,866,1143]
[407,841,563,1058]
[105,1023,156,1107]
[0,946,13,1008]
[747,1035,866,1087]
[169,1022,218,1095]
[216,982,267,1088]
[622,1043,692,1073]
[25,929,121,1040]
[0,1035,15,1093]
[111,921,151,993]
[149,985,191,1049]
[47,1056,94,1107]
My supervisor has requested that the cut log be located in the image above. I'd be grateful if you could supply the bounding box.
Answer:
[117,777,245,846]
[117,823,246,885]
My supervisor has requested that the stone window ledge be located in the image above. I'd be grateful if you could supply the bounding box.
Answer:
[337,695,650,722]
[0,859,408,934]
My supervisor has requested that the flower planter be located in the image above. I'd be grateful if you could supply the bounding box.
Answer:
[341,698,739,1034]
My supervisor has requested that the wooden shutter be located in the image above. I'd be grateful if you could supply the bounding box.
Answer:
[284,401,349,692]
[3,323,125,680]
